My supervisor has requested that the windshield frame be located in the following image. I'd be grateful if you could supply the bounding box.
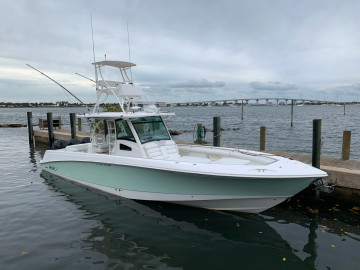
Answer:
[131,116,171,144]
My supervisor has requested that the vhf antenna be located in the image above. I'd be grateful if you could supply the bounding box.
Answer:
[90,13,98,85]
[90,13,96,64]
[127,22,133,82]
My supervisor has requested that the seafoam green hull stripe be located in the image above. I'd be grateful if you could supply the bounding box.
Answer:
[42,161,315,197]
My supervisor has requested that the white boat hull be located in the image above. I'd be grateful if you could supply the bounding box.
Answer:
[41,147,326,213]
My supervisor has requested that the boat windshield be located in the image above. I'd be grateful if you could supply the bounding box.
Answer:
[131,116,170,143]
[115,119,136,142]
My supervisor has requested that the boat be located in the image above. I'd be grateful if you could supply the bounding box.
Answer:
[40,60,328,213]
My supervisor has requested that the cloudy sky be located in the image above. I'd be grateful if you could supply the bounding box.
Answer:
[1,0,360,103]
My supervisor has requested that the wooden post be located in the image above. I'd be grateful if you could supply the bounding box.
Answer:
[195,124,202,144]
[343,104,346,115]
[27,112,34,144]
[312,119,322,200]
[241,100,244,120]
[77,118,82,131]
[70,113,76,139]
[260,126,266,151]
[291,99,294,127]
[342,130,351,160]
[213,116,220,147]
[312,119,322,168]
[47,112,54,148]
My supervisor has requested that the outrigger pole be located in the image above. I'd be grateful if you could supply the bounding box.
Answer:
[75,72,96,83]
[26,64,91,112]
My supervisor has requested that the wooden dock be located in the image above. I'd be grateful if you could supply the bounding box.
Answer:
[34,129,91,144]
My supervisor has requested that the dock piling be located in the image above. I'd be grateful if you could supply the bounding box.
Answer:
[27,112,34,144]
[77,118,82,131]
[47,112,54,148]
[70,113,76,139]
[241,100,244,120]
[312,119,322,200]
[291,99,294,127]
[194,124,203,144]
[312,119,322,169]
[341,130,351,160]
[260,126,266,151]
[213,117,221,147]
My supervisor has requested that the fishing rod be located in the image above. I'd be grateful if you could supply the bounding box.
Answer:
[26,64,91,112]
[75,72,96,82]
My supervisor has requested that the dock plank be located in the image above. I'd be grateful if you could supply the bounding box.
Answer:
[34,129,91,144]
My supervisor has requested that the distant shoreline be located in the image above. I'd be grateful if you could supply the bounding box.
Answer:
[0,106,87,109]
[2,103,360,109]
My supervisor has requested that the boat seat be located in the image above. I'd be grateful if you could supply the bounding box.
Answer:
[212,158,250,165]
[163,140,181,160]
[144,142,163,159]
[143,141,212,163]
[92,134,109,153]
[143,140,180,160]
[64,144,88,152]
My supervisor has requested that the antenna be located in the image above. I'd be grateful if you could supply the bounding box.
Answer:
[90,13,96,64]
[127,22,133,82]
[90,13,98,87]
[75,72,95,82]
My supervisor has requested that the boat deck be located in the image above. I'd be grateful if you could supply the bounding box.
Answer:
[262,150,360,171]
[177,142,360,192]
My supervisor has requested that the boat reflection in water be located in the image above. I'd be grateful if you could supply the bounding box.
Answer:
[41,171,320,270]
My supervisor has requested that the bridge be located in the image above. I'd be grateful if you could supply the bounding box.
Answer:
[169,98,359,127]
[173,98,357,106]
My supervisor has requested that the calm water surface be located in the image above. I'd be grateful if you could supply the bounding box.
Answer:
[0,106,359,269]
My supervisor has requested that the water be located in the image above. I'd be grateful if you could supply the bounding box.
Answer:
[165,105,360,160]
[0,106,359,269]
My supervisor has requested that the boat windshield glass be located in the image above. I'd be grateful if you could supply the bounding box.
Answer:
[131,116,170,143]
[115,119,136,142]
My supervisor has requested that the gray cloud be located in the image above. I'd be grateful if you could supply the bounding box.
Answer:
[1,0,360,102]
[169,79,225,89]
[249,81,297,91]
[318,83,360,101]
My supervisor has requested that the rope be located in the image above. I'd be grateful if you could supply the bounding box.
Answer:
[213,132,222,138]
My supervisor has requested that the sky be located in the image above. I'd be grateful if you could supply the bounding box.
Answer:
[1,0,360,103]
